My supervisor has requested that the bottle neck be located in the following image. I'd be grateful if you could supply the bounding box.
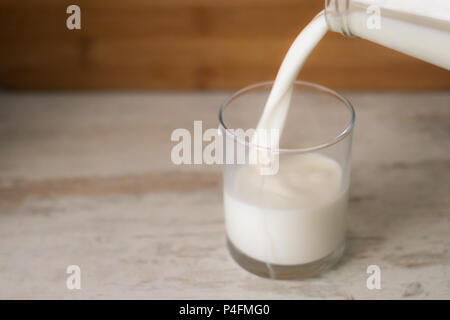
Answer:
[324,0,353,37]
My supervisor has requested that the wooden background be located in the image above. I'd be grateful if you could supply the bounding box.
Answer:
[0,0,449,90]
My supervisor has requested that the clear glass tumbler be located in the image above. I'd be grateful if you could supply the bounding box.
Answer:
[219,81,355,279]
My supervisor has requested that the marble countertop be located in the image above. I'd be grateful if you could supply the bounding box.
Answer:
[0,91,448,299]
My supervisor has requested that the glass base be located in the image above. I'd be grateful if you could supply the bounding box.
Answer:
[227,238,345,280]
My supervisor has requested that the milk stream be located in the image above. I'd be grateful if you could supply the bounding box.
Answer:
[254,12,328,139]
[225,12,345,266]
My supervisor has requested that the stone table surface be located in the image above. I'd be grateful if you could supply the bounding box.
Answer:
[0,91,449,299]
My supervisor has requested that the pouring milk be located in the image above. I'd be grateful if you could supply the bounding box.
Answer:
[224,1,450,267]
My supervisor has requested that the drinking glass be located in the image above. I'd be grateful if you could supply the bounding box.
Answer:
[219,81,355,279]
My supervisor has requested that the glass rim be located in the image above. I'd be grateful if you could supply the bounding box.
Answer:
[218,80,356,154]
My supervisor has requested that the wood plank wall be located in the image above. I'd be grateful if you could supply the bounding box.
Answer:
[0,0,449,90]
